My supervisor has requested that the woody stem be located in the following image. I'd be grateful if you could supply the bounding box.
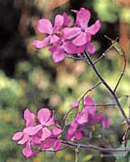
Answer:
[84,52,129,125]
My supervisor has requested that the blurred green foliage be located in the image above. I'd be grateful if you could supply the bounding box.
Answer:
[93,0,130,24]
[0,0,130,162]
[93,0,119,22]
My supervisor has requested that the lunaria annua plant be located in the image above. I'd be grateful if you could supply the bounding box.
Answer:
[12,8,130,161]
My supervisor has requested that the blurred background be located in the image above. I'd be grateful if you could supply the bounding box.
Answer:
[0,0,130,161]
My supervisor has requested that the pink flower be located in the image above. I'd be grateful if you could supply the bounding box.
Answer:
[12,109,35,145]
[41,138,62,151]
[33,13,71,49]
[66,96,110,141]
[63,8,101,54]
[66,96,96,141]
[24,108,62,141]
[12,109,41,159]
[12,108,63,158]
[49,41,84,63]
[22,141,40,159]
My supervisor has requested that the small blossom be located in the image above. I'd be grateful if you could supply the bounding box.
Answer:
[33,13,71,49]
[12,108,63,158]
[66,96,110,141]
[49,41,83,63]
[63,8,101,54]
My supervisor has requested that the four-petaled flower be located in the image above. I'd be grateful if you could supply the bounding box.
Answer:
[12,108,62,159]
[63,8,101,54]
[33,12,71,48]
[33,8,101,63]
[66,96,110,141]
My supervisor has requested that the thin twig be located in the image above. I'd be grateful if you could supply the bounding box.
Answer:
[62,140,130,153]
[85,103,117,107]
[75,145,80,162]
[84,52,129,125]
[114,54,126,92]
[94,53,105,64]
[79,82,102,102]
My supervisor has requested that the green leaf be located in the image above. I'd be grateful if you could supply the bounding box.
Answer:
[82,154,93,161]
[114,140,130,160]
[78,99,84,112]
[65,108,78,126]
[114,145,127,160]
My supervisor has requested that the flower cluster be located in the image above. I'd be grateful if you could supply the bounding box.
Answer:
[33,8,101,63]
[12,96,110,158]
[12,108,62,159]
[66,96,110,141]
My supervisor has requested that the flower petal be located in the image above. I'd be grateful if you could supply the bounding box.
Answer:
[63,27,81,39]
[63,41,77,54]
[77,113,88,124]
[37,108,51,125]
[86,20,101,35]
[33,36,50,48]
[50,34,59,44]
[12,132,23,141]
[75,132,82,140]
[76,45,86,54]
[18,133,29,145]
[76,8,91,30]
[53,139,61,151]
[52,127,62,136]
[83,96,96,116]
[41,138,55,149]
[24,109,35,127]
[68,121,78,136]
[54,14,64,29]
[84,96,95,107]
[86,42,95,54]
[22,142,32,158]
[32,136,41,145]
[72,32,88,46]
[46,110,56,126]
[51,47,66,63]
[62,12,71,26]
[41,127,52,141]
[71,101,79,108]
[37,19,52,34]
[95,114,104,123]
[22,142,40,159]
[71,9,78,13]
[24,125,42,136]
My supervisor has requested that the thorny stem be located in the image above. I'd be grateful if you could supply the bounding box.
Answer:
[62,140,130,153]
[84,52,129,125]
[114,54,126,92]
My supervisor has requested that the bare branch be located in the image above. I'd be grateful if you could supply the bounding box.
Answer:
[79,82,102,102]
[114,54,126,92]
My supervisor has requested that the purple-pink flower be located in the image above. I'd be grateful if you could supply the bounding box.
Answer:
[33,8,101,63]
[63,8,101,54]
[66,96,110,141]
[33,13,70,49]
[12,108,62,159]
